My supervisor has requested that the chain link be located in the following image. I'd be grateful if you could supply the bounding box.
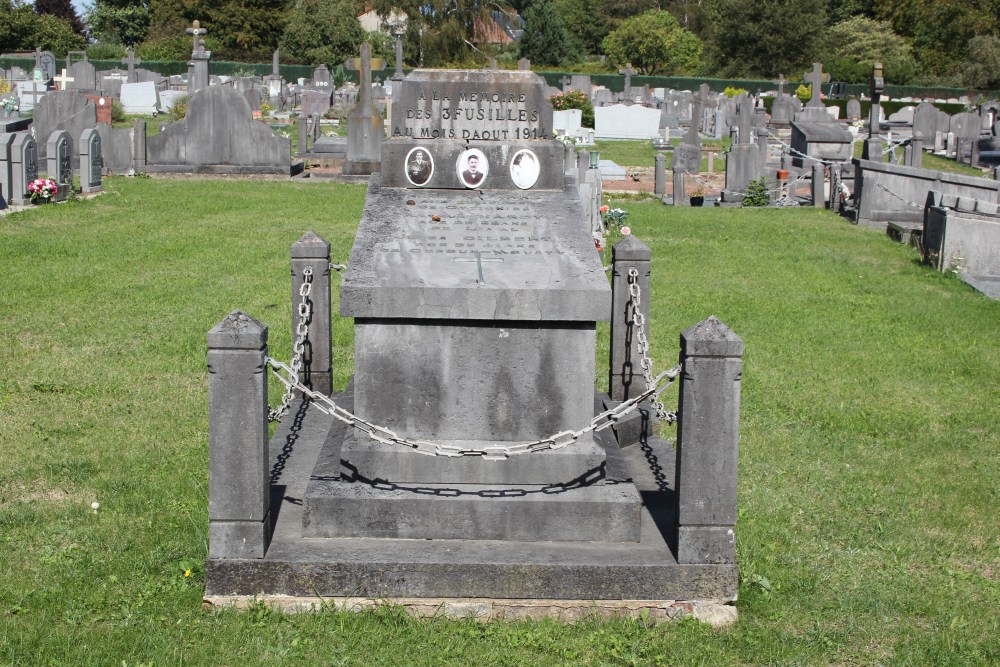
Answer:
[265,357,681,459]
[627,267,676,422]
[268,265,313,423]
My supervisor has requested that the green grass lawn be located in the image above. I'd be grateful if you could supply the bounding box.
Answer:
[595,139,728,173]
[1,179,998,665]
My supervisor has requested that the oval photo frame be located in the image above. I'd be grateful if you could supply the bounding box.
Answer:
[510,149,540,190]
[404,146,434,187]
[457,148,488,189]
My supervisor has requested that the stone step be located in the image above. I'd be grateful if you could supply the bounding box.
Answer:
[302,477,642,542]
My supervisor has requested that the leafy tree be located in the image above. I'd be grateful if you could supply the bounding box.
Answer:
[705,0,826,78]
[819,16,917,84]
[280,0,364,66]
[34,0,85,35]
[519,0,577,67]
[553,0,608,56]
[961,35,1000,91]
[548,88,593,127]
[602,9,702,76]
[86,0,152,46]
[208,0,289,60]
[0,0,85,55]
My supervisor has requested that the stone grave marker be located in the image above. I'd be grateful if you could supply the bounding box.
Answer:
[795,62,834,123]
[300,89,331,118]
[312,64,332,88]
[32,90,96,166]
[0,133,16,203]
[67,57,97,91]
[594,104,660,139]
[618,62,634,101]
[186,20,211,94]
[159,90,187,114]
[79,128,102,193]
[846,96,861,121]
[861,62,885,160]
[121,47,141,82]
[16,79,48,112]
[343,43,385,175]
[9,132,38,206]
[45,130,72,200]
[120,81,159,114]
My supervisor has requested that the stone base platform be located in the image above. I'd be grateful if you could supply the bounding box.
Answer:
[204,392,739,604]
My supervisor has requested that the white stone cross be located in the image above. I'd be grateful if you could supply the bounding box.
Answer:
[53,68,74,90]
[187,20,208,55]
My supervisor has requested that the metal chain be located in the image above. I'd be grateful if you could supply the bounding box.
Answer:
[266,357,681,460]
[874,182,923,209]
[268,265,313,423]
[628,267,675,422]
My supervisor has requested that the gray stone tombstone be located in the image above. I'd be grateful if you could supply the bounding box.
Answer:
[45,130,72,200]
[10,132,38,206]
[312,64,332,88]
[301,89,331,119]
[67,58,97,91]
[342,43,385,175]
[39,51,57,81]
[121,47,142,82]
[846,96,861,121]
[79,128,102,192]
[186,20,211,94]
[0,133,15,204]
[570,74,591,94]
[795,62,835,124]
[518,57,530,70]
[861,62,885,160]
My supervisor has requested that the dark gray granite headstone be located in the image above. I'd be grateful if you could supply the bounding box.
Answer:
[45,129,73,199]
[9,132,38,206]
[32,90,96,166]
[67,59,97,91]
[79,127,102,192]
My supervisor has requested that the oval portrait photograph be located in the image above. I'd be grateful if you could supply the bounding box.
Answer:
[510,149,540,190]
[405,146,434,186]
[457,148,488,189]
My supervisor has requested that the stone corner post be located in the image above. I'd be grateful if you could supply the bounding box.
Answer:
[654,153,666,196]
[207,310,271,559]
[609,235,651,403]
[675,316,742,565]
[291,231,332,396]
[812,161,825,208]
[132,119,146,172]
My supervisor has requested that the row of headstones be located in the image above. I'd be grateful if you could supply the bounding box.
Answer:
[0,129,101,206]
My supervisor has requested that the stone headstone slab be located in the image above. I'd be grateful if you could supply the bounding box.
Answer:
[594,104,660,139]
[79,127,102,192]
[951,112,981,140]
[146,85,291,175]
[888,106,915,124]
[912,102,949,144]
[846,97,862,121]
[553,108,582,137]
[570,74,591,93]
[770,94,799,126]
[9,132,38,206]
[67,59,97,91]
[159,90,188,114]
[45,130,73,199]
[0,133,16,203]
[790,120,853,167]
[301,89,332,118]
[15,80,48,112]
[32,90,96,165]
[671,142,702,174]
[597,159,626,181]
[120,81,159,115]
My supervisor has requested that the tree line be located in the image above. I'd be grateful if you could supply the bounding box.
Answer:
[3,0,999,90]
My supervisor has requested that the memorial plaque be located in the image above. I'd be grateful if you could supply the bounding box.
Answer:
[671,143,701,174]
[390,70,552,141]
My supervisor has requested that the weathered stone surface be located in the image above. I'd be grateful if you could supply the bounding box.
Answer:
[207,310,270,559]
[79,128,102,192]
[791,120,852,168]
[390,69,553,142]
[595,104,661,140]
[147,86,293,175]
[290,231,332,396]
[8,132,38,206]
[340,181,609,321]
[32,90,96,166]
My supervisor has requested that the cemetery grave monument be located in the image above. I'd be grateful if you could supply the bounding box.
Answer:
[204,68,742,620]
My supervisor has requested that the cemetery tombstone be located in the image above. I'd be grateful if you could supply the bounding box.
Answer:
[79,128,102,192]
[32,90,97,166]
[795,62,834,124]
[342,44,385,175]
[45,130,72,200]
[312,65,332,88]
[861,62,884,160]
[186,20,211,94]
[0,133,15,204]
[301,89,332,118]
[38,50,57,82]
[594,104,660,139]
[122,47,142,82]
[67,58,97,91]
[120,81,160,115]
[846,96,861,121]
[9,132,38,206]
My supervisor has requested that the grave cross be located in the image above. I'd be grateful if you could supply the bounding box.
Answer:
[272,49,280,77]
[684,83,713,146]
[774,74,786,97]
[619,63,634,99]
[559,75,572,92]
[53,68,74,90]
[805,62,826,108]
[868,62,884,139]
[121,47,141,82]
[187,20,208,55]
[392,33,404,80]
[345,43,385,110]
[34,47,42,70]
[453,252,503,285]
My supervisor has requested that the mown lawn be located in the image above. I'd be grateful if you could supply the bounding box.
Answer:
[1,178,997,665]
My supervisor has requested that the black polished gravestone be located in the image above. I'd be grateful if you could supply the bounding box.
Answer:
[205,69,740,613]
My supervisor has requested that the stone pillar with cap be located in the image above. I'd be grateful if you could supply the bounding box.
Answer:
[291,231,332,396]
[654,153,666,195]
[675,316,742,564]
[812,161,824,207]
[207,311,271,559]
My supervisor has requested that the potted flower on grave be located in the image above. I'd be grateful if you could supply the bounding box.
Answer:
[27,178,58,204]
[690,185,705,207]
